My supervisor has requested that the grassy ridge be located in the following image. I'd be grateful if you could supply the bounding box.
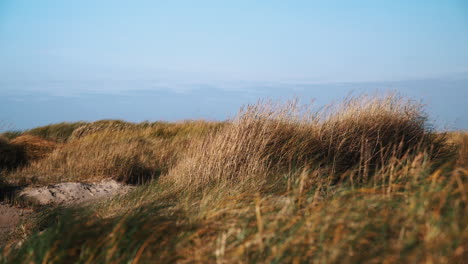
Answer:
[1,94,466,263]
[0,135,57,174]
[167,95,451,191]
[2,120,224,185]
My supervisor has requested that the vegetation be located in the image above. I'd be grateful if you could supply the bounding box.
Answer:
[0,135,56,174]
[449,131,468,168]
[0,137,24,173]
[8,120,222,185]
[0,94,466,263]
[23,122,88,143]
[9,135,57,162]
[0,131,22,141]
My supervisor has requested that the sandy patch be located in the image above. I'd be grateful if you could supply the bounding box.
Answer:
[18,180,134,206]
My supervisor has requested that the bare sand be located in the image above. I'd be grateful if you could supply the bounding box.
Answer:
[0,180,133,246]
[18,180,133,206]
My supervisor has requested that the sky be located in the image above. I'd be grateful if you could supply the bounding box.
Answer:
[0,0,467,130]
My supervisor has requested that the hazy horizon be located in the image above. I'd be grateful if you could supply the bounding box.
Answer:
[1,76,467,132]
[1,1,467,131]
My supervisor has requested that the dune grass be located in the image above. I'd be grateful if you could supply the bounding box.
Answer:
[0,131,22,141]
[449,131,468,167]
[69,119,226,140]
[5,120,224,185]
[167,95,451,191]
[1,94,466,263]
[0,137,25,173]
[0,135,57,173]
[23,122,88,143]
[9,135,57,162]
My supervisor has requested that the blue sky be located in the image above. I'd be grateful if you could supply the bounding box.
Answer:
[0,0,467,130]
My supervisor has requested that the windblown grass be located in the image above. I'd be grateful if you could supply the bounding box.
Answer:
[449,131,468,167]
[10,135,57,162]
[0,131,22,141]
[1,94,465,264]
[24,122,87,143]
[7,121,224,185]
[69,119,225,140]
[0,137,25,174]
[3,154,466,263]
[0,135,56,173]
[69,120,144,140]
[167,95,450,190]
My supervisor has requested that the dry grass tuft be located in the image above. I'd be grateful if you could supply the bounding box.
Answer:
[4,153,465,264]
[0,135,57,173]
[70,119,224,140]
[10,133,168,185]
[25,122,87,142]
[0,131,22,141]
[10,135,57,162]
[0,137,25,171]
[167,94,449,190]
[7,121,224,185]
[1,94,465,264]
[70,120,140,140]
[448,131,468,167]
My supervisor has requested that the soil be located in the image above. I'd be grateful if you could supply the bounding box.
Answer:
[0,203,32,243]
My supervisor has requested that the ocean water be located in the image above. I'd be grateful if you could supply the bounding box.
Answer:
[1,78,467,131]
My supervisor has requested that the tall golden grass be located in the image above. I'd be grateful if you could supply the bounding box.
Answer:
[0,137,24,172]
[10,135,57,162]
[1,94,466,264]
[449,131,468,167]
[6,120,224,185]
[167,94,450,190]
[69,119,225,140]
[24,121,87,142]
[0,135,56,173]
